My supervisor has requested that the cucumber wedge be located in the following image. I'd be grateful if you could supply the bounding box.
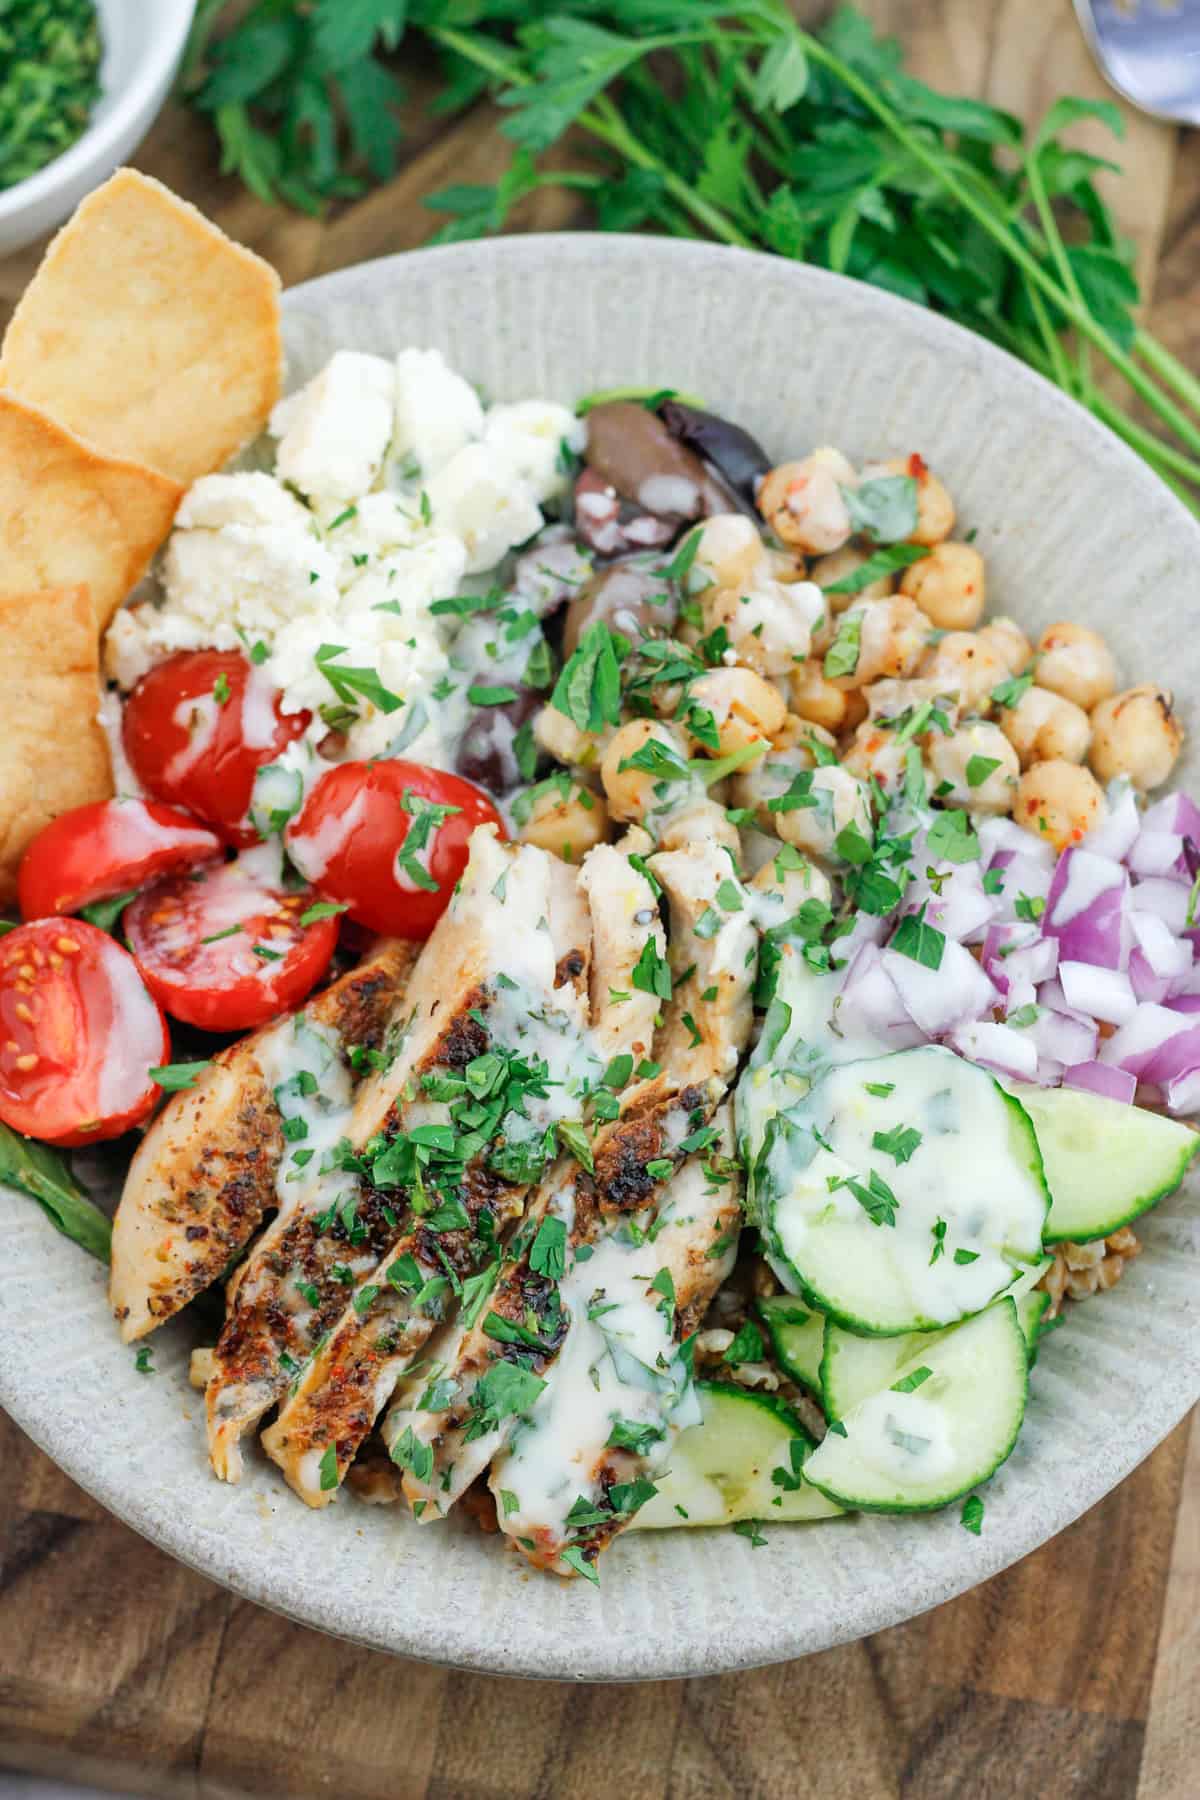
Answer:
[750,1046,1050,1335]
[821,1261,1051,1419]
[1016,1288,1051,1363]
[804,1299,1028,1513]
[756,1293,825,1394]
[632,1380,843,1530]
[1009,1082,1198,1244]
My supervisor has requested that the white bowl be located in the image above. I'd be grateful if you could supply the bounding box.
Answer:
[3,235,1200,1680]
[0,0,195,255]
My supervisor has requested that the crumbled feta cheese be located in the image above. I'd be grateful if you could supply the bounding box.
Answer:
[269,350,396,502]
[161,522,339,640]
[392,348,484,480]
[175,471,310,532]
[424,443,543,574]
[483,401,585,505]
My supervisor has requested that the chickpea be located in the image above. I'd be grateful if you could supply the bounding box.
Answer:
[843,721,908,795]
[685,667,787,757]
[865,677,960,728]
[1000,685,1091,769]
[703,576,825,679]
[920,631,1005,714]
[1015,759,1107,851]
[517,779,610,861]
[600,719,692,823]
[977,615,1031,676]
[1089,684,1184,792]
[789,659,861,734]
[867,455,956,546]
[768,714,840,758]
[734,751,871,860]
[757,448,857,554]
[658,798,740,857]
[749,853,834,927]
[534,702,598,769]
[830,595,932,691]
[692,514,763,594]
[810,545,897,612]
[898,542,985,630]
[1034,622,1117,712]
[927,720,1019,814]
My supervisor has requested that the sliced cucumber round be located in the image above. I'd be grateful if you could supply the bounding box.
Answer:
[1016,1288,1051,1363]
[751,1046,1049,1335]
[821,1259,1051,1419]
[632,1380,843,1530]
[756,1293,825,1395]
[1009,1081,1198,1244]
[804,1298,1028,1513]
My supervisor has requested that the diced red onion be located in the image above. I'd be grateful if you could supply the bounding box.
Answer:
[1165,1069,1200,1115]
[1128,831,1188,881]
[1097,1001,1195,1078]
[1168,993,1200,1013]
[1063,1061,1136,1104]
[979,816,1056,870]
[950,1019,1039,1079]
[1003,939,1059,991]
[1130,878,1193,935]
[836,945,927,1049]
[1042,848,1128,971]
[903,861,996,944]
[1026,1007,1097,1067]
[982,922,1041,994]
[1129,949,1173,1005]
[1130,908,1192,979]
[882,938,998,1038]
[1083,785,1141,862]
[1142,791,1200,845]
[1059,960,1137,1025]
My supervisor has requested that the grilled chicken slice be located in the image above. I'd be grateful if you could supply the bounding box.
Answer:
[389,838,755,1527]
[488,1105,741,1577]
[258,840,660,1506]
[383,849,668,1518]
[109,939,418,1343]
[205,828,585,1483]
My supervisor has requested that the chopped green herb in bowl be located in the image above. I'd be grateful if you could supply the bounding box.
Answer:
[0,0,103,191]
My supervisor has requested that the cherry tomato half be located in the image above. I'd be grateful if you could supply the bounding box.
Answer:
[17,798,222,922]
[124,856,339,1032]
[286,760,505,939]
[122,651,309,847]
[0,920,169,1146]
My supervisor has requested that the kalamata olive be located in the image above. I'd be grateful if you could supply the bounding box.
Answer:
[573,467,678,558]
[454,686,542,795]
[561,560,680,660]
[511,527,594,618]
[659,400,772,507]
[584,401,734,520]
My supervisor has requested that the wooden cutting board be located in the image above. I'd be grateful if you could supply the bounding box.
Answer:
[3,5,1200,1794]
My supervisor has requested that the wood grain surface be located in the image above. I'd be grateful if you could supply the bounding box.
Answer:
[3,4,1200,1796]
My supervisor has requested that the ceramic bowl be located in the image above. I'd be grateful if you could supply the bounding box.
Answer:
[0,0,195,255]
[3,235,1199,1681]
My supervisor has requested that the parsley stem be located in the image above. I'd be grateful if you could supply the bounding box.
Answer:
[797,31,1200,460]
[1134,329,1200,424]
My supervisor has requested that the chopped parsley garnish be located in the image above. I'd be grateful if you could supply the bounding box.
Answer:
[389,1426,434,1484]
[315,642,403,715]
[397,788,462,894]
[529,1216,567,1280]
[134,1346,154,1375]
[723,1320,765,1367]
[463,1359,547,1440]
[890,906,945,971]
[891,1365,933,1393]
[991,673,1034,709]
[871,1124,922,1165]
[549,620,625,733]
[468,683,520,707]
[556,1118,594,1174]
[965,754,1002,788]
[148,1061,211,1091]
[822,611,862,680]
[822,543,929,594]
[926,808,979,864]
[298,900,349,926]
[842,474,918,543]
[732,1519,768,1548]
[649,1266,676,1326]
[607,1417,665,1455]
[1014,892,1046,922]
[953,1248,980,1265]
[843,1168,899,1228]
[631,937,672,1002]
[929,1218,947,1265]
[864,1081,895,1098]
[318,1445,339,1491]
[961,1494,985,1536]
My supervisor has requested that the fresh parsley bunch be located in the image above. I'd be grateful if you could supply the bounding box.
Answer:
[183,1,1200,511]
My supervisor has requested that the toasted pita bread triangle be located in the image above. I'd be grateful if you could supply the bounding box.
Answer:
[0,583,112,902]
[0,168,283,484]
[0,392,182,630]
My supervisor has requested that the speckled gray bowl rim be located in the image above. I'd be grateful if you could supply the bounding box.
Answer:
[3,233,1199,1683]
